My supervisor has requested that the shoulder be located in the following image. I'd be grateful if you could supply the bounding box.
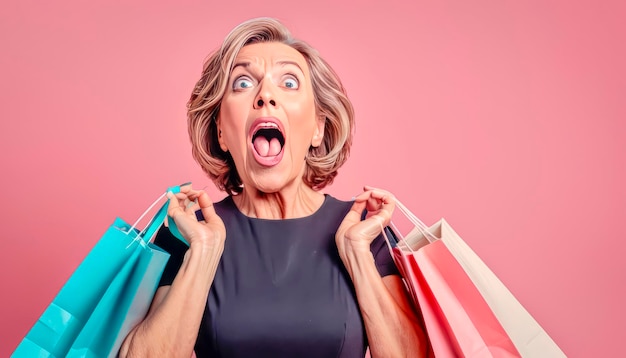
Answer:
[192,195,235,222]
[319,194,354,217]
[214,195,235,214]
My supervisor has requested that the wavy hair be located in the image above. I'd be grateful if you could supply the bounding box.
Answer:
[187,17,355,195]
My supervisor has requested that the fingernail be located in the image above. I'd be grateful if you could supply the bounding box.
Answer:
[179,181,192,187]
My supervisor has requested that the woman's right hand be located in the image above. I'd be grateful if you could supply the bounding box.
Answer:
[119,185,225,357]
[166,184,226,249]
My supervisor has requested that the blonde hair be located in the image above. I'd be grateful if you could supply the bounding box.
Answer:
[187,17,355,195]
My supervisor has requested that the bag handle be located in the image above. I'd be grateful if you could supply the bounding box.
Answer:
[381,198,439,253]
[126,184,189,246]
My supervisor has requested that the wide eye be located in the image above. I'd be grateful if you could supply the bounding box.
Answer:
[283,75,299,89]
[233,76,254,91]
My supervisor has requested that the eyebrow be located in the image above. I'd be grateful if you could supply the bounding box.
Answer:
[232,61,251,71]
[231,60,305,74]
[276,60,305,74]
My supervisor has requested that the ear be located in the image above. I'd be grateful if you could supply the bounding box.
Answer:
[216,116,228,152]
[311,115,326,147]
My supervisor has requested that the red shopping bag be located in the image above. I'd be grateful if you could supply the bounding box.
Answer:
[386,200,566,357]
[393,241,520,357]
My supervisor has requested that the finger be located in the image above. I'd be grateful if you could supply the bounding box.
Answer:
[178,182,193,193]
[173,192,189,202]
[357,203,394,239]
[172,187,203,206]
[337,199,368,236]
[353,189,374,203]
[368,198,395,227]
[359,187,396,222]
[166,191,187,218]
[355,188,392,212]
[355,186,391,201]
[171,188,204,217]
[361,214,389,239]
[338,204,386,244]
[363,186,392,201]
[185,188,204,201]
[368,206,393,228]
[195,190,220,224]
[352,190,383,220]
[185,199,200,215]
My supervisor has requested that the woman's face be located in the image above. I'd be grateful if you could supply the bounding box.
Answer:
[217,42,324,194]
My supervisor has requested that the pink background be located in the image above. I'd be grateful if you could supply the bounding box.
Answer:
[1,1,624,356]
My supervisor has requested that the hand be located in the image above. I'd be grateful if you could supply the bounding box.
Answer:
[166,184,226,249]
[336,186,396,258]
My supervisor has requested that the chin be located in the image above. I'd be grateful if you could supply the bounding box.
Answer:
[256,181,290,194]
[248,173,298,195]
[243,152,307,194]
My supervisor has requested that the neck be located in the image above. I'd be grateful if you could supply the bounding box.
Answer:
[232,184,325,219]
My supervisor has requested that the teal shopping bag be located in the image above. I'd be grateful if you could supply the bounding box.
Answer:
[12,186,188,358]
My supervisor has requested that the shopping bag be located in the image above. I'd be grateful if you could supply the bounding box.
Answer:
[386,200,566,357]
[12,186,188,358]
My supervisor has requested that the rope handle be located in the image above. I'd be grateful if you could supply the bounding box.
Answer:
[380,198,439,254]
[124,184,189,246]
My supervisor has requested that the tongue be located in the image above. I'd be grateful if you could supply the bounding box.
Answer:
[253,137,282,157]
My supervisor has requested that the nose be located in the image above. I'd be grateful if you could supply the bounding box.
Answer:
[253,81,277,109]
[255,98,276,108]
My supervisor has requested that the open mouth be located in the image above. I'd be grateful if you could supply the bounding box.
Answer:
[252,125,285,158]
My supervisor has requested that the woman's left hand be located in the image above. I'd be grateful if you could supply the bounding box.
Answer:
[336,186,396,259]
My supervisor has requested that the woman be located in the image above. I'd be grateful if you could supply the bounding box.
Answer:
[120,17,428,357]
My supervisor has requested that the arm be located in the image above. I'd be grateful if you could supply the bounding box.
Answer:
[119,187,226,357]
[336,187,428,358]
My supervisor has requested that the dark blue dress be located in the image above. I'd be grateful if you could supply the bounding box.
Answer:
[154,194,398,357]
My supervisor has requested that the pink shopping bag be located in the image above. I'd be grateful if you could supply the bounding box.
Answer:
[385,200,566,357]
[393,241,520,357]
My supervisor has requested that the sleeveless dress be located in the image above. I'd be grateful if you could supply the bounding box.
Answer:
[154,194,398,357]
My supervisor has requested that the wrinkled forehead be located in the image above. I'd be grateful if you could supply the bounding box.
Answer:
[234,42,310,75]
